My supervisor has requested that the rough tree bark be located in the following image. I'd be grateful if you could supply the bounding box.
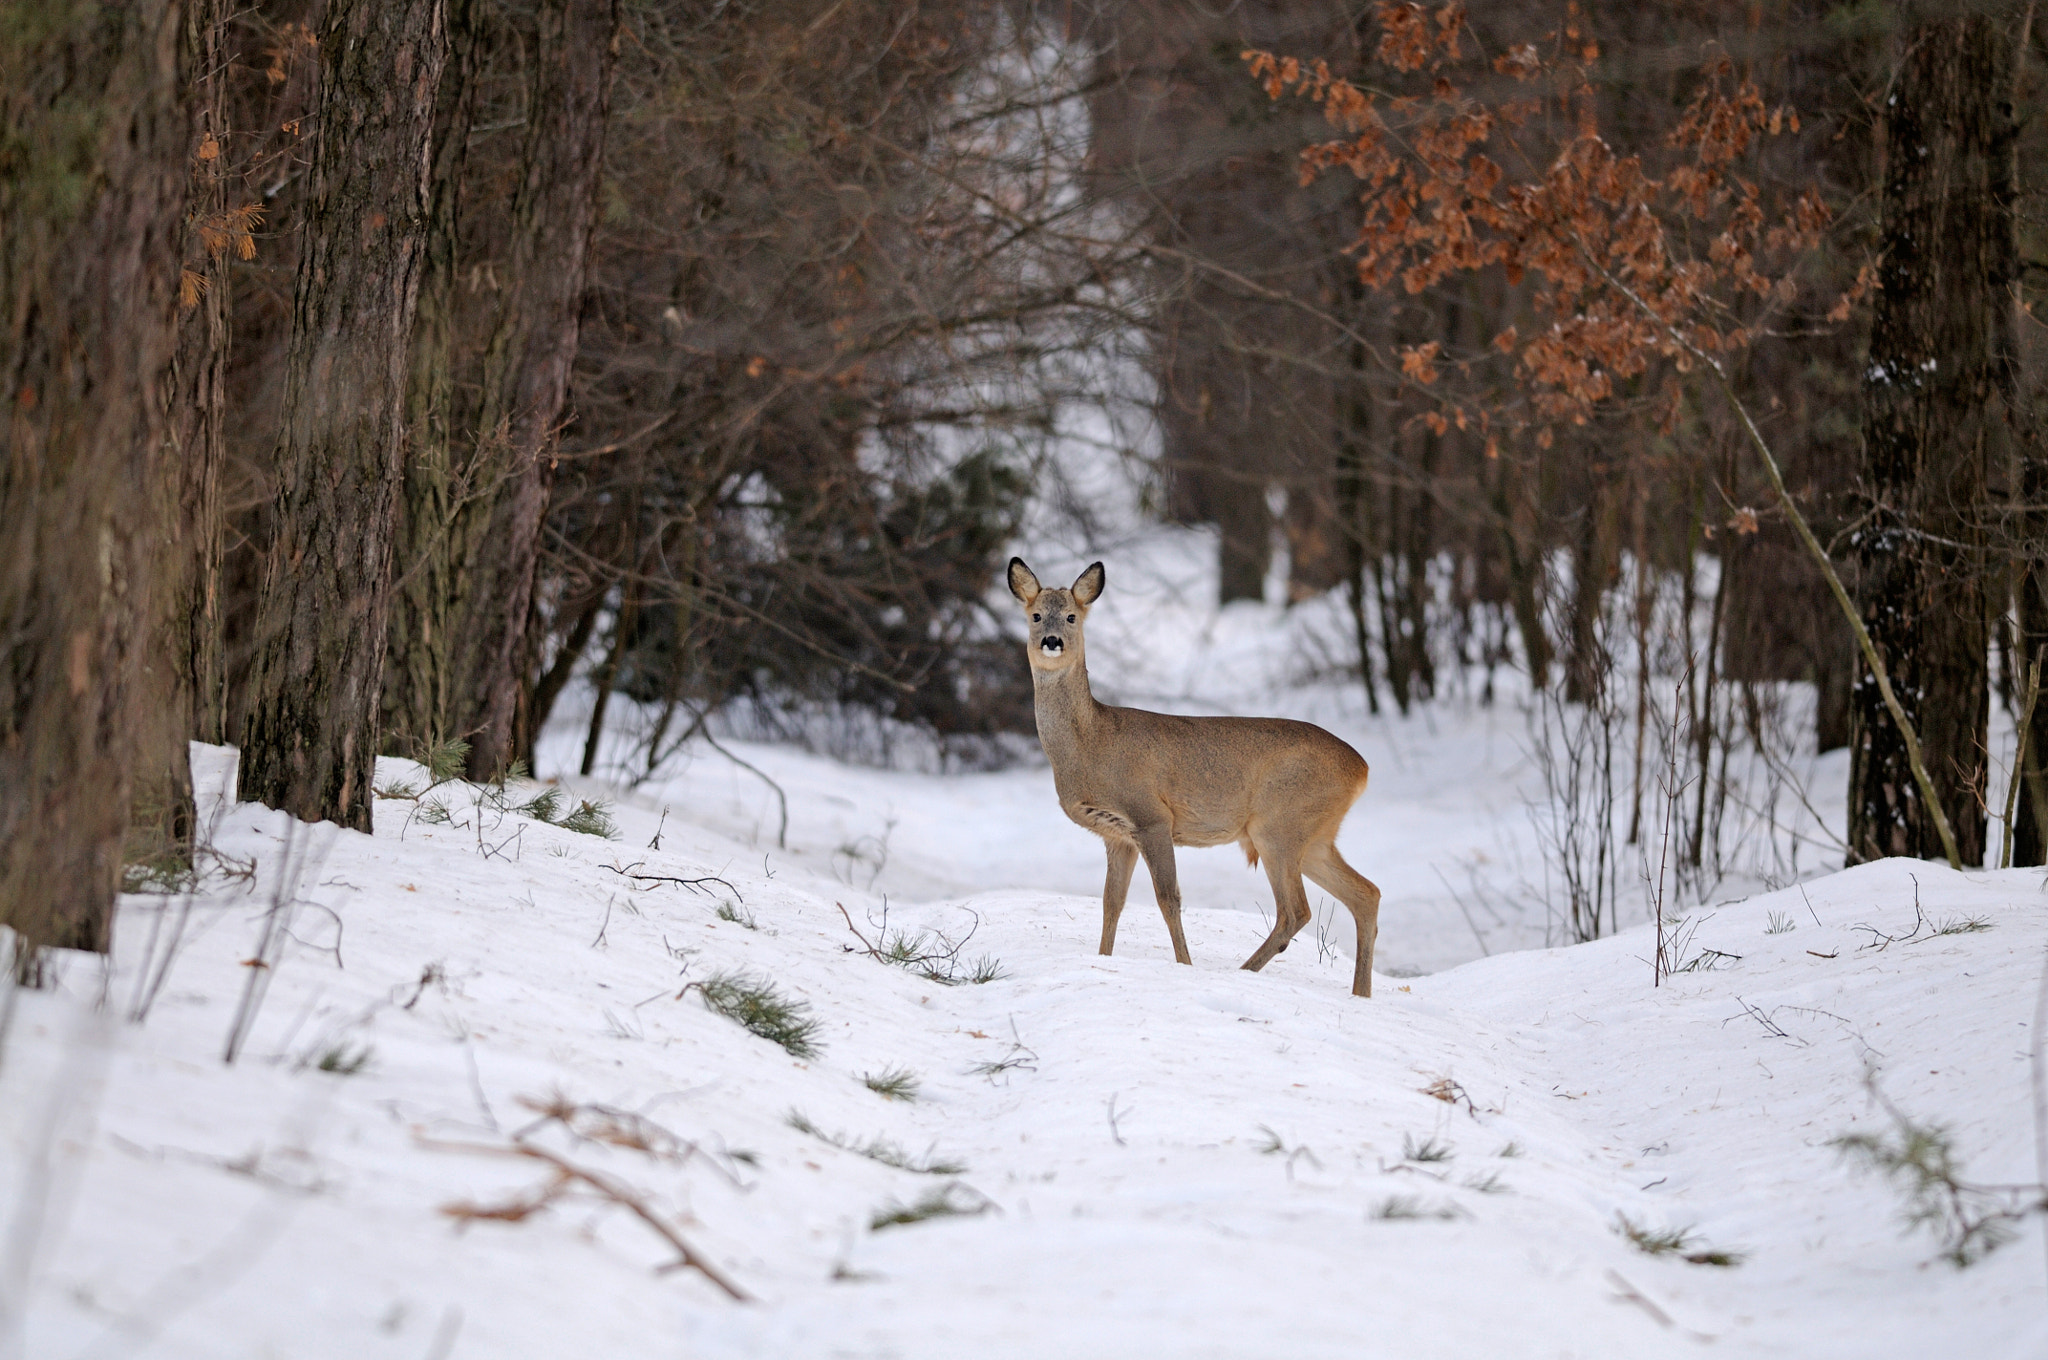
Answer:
[0,1,187,953]
[384,0,617,777]
[384,0,488,761]
[451,0,619,780]
[238,0,447,831]
[1848,12,2016,867]
[130,0,237,877]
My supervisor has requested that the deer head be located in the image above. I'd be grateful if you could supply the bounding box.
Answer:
[1008,558,1104,674]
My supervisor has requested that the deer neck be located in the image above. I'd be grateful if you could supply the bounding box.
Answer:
[1030,653,1100,770]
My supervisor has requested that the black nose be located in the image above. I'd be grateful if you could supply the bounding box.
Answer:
[1040,635,1062,652]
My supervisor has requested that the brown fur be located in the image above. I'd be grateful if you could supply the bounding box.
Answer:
[1008,558,1384,997]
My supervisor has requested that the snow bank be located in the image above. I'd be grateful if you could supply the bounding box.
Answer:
[5,743,2046,1359]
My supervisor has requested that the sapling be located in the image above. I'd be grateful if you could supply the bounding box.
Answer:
[693,970,822,1058]
[785,1110,964,1174]
[869,1182,993,1231]
[314,1040,373,1076]
[838,901,1004,986]
[1834,1095,2047,1267]
[560,799,618,839]
[1401,1133,1453,1164]
[1371,1196,1462,1222]
[1615,1213,1745,1267]
[862,1067,920,1101]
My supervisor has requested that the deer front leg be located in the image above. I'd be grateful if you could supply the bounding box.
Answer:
[1134,825,1193,965]
[1100,837,1138,956]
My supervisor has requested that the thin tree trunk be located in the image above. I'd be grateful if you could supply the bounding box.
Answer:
[2010,9,2047,867]
[2015,571,2048,864]
[1627,475,1653,846]
[239,0,448,831]
[1493,453,1550,686]
[524,580,607,768]
[1690,459,1731,872]
[1373,546,1408,714]
[1563,473,1611,706]
[581,579,640,778]
[1338,294,1381,716]
[1849,12,2014,867]
[1340,461,1381,716]
[0,0,187,952]
[1399,427,1438,703]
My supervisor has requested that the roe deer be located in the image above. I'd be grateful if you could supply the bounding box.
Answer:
[1007,558,1384,996]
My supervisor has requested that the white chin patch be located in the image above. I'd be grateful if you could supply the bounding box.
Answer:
[1039,639,1063,656]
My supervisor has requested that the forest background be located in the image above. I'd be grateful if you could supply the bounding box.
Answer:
[5,0,2047,968]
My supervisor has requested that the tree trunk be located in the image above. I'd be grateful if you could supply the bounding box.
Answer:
[581,578,640,778]
[523,578,607,768]
[1848,13,2015,867]
[1563,471,1614,706]
[0,0,187,952]
[1492,452,1551,687]
[2016,569,2048,865]
[2008,11,2046,868]
[451,0,619,780]
[1337,317,1381,715]
[239,0,448,832]
[131,0,238,879]
[384,0,489,761]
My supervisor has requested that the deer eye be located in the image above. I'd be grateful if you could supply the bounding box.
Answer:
[1067,614,1076,623]
[1031,613,1041,622]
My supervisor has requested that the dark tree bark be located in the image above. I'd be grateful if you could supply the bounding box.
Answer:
[239,0,448,831]
[130,0,238,877]
[1848,12,2016,867]
[451,0,619,780]
[169,0,233,751]
[1338,308,1382,715]
[384,0,616,777]
[1492,450,1551,689]
[0,1,187,952]
[2006,10,2046,868]
[523,577,606,768]
[384,0,489,761]
[2016,552,2048,865]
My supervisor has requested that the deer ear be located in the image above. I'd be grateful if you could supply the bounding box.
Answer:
[1007,557,1042,604]
[1072,561,1105,607]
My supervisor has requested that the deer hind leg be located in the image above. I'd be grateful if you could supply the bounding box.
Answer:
[1133,824,1192,965]
[1242,846,1313,973]
[1304,843,1382,998]
[1100,836,1138,956]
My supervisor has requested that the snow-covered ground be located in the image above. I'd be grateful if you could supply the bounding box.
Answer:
[6,528,2048,1359]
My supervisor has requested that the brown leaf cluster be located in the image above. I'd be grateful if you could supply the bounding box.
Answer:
[1247,4,1849,435]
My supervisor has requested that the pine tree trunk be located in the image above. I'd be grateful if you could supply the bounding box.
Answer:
[239,0,448,831]
[1848,13,2015,867]
[0,0,187,952]
[452,0,619,780]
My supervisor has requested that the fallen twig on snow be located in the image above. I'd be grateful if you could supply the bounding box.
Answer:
[604,861,740,900]
[420,1119,750,1301]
